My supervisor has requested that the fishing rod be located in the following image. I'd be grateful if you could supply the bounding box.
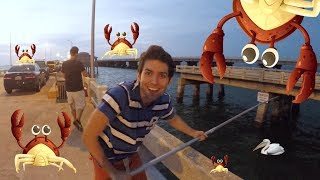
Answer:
[130,96,279,176]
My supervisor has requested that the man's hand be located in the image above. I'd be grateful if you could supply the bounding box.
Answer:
[191,130,208,141]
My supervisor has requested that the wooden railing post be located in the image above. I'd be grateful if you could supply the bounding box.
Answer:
[176,78,186,103]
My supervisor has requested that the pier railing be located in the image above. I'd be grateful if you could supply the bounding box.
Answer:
[0,70,7,77]
[83,77,108,107]
[176,65,320,90]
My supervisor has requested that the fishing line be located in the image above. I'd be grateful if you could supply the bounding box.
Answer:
[130,96,279,176]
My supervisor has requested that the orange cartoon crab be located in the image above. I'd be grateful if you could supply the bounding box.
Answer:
[101,22,139,59]
[15,44,36,64]
[11,109,76,173]
[210,155,229,173]
[200,0,319,103]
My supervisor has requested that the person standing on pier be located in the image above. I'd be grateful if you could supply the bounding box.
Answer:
[83,45,208,180]
[61,46,89,131]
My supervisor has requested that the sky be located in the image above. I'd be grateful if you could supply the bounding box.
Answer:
[0,0,319,66]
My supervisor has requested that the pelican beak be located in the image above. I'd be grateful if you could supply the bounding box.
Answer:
[253,141,267,151]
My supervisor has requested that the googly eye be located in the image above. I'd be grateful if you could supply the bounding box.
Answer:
[261,48,279,68]
[241,43,259,64]
[42,125,51,136]
[122,32,126,36]
[31,125,41,135]
[116,32,120,36]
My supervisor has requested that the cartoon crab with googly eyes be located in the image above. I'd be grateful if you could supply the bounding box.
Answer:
[15,44,36,64]
[201,0,320,103]
[210,155,229,173]
[101,22,139,59]
[11,109,76,173]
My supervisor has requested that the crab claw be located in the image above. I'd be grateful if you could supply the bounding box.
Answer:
[104,24,112,42]
[131,22,139,45]
[286,45,317,103]
[57,112,71,142]
[11,109,24,142]
[15,45,20,57]
[210,156,216,165]
[31,44,36,57]
[200,28,226,84]
[224,155,229,166]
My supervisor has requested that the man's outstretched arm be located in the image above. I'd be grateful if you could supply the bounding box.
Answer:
[168,114,208,141]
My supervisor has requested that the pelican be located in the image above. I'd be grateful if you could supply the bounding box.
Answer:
[253,139,285,155]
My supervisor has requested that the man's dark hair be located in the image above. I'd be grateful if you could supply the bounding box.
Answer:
[138,45,174,79]
[70,46,79,56]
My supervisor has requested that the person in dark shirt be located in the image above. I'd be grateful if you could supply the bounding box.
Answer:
[61,46,89,131]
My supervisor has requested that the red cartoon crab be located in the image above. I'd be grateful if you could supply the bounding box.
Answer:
[15,44,36,64]
[101,22,139,59]
[200,0,319,103]
[11,109,76,173]
[210,155,229,173]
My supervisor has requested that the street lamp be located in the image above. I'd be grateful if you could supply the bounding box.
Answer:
[90,0,96,78]
[45,42,49,62]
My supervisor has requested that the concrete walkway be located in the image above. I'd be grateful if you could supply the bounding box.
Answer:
[0,76,95,180]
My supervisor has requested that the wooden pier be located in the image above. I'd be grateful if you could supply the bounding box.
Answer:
[176,65,320,126]
[97,57,320,69]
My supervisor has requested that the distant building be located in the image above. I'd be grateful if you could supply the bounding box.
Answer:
[77,52,99,76]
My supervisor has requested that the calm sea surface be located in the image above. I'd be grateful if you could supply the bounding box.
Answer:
[95,67,320,179]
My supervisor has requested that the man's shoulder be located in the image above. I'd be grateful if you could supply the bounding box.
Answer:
[118,80,135,90]
[158,93,171,104]
[62,60,71,66]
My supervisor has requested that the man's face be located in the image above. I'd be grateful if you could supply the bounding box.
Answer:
[138,59,171,106]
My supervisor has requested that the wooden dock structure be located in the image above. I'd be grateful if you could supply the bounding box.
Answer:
[97,57,320,69]
[176,65,320,126]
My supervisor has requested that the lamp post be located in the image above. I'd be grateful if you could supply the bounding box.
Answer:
[45,42,49,62]
[90,0,96,78]
[10,32,12,66]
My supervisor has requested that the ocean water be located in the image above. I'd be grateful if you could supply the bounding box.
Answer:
[96,66,320,179]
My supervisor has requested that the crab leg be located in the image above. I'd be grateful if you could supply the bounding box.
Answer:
[48,156,77,173]
[200,12,241,84]
[56,112,71,149]
[101,50,113,59]
[31,44,36,57]
[15,154,35,173]
[131,22,139,45]
[15,45,20,58]
[11,109,26,150]
[49,162,64,171]
[126,48,138,59]
[286,22,317,103]
[104,24,113,46]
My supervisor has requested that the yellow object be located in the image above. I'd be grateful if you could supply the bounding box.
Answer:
[241,0,320,30]
[15,144,76,173]
[210,165,228,173]
[101,42,138,59]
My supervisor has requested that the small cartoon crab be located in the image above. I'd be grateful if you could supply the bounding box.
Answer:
[11,109,76,173]
[15,44,36,64]
[101,22,139,59]
[201,0,319,103]
[210,155,229,173]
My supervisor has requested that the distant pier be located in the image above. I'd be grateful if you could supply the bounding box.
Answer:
[97,57,320,69]
[175,65,320,126]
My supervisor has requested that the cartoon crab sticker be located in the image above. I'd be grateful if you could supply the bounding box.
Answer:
[15,44,36,64]
[200,0,319,103]
[101,22,139,59]
[11,109,76,173]
[210,155,229,173]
